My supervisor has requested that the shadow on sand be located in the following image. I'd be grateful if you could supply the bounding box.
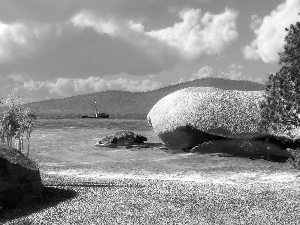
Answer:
[0,186,77,223]
[0,182,146,223]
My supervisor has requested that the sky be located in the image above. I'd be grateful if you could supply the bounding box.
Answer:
[0,0,299,103]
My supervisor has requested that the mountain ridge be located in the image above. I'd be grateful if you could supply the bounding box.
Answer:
[2,77,265,119]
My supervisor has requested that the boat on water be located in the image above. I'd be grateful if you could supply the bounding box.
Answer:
[82,113,109,119]
[82,101,109,119]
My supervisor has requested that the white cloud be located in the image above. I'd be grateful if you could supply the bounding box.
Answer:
[0,21,54,62]
[171,77,187,85]
[218,63,263,83]
[0,6,239,80]
[70,10,177,64]
[189,66,213,81]
[218,63,245,80]
[0,22,33,61]
[243,0,300,63]
[11,76,163,100]
[71,8,238,61]
[128,20,144,33]
[176,64,264,84]
[71,11,119,37]
[249,15,262,30]
[147,8,239,59]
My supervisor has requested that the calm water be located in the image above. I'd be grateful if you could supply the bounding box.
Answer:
[27,118,296,183]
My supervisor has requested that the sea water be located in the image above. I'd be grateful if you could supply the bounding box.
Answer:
[28,118,296,184]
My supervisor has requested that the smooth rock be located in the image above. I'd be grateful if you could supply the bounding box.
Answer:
[147,87,264,150]
[158,124,227,150]
[190,139,295,161]
[253,134,300,150]
[0,146,43,209]
[95,130,147,147]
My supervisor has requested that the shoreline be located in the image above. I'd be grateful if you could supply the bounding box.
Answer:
[41,168,300,185]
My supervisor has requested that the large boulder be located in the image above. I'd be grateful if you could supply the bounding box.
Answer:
[147,87,265,150]
[0,146,43,209]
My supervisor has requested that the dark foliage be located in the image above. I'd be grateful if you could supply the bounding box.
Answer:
[260,20,300,133]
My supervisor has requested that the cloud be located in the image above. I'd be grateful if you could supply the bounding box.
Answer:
[243,0,300,63]
[0,5,239,80]
[10,76,163,101]
[70,11,176,63]
[71,11,119,37]
[249,15,262,30]
[0,21,52,62]
[175,64,264,84]
[217,64,264,83]
[189,66,213,81]
[0,6,236,80]
[147,8,239,59]
[171,77,187,85]
[0,21,172,79]
[218,63,245,80]
[172,65,215,84]
[128,20,144,33]
[71,7,239,61]
[7,73,31,82]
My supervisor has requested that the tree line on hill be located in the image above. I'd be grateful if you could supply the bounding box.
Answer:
[8,77,263,119]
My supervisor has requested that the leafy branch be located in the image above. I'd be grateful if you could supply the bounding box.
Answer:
[0,94,36,157]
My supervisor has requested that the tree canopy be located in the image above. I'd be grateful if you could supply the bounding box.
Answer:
[260,21,300,134]
[0,95,36,155]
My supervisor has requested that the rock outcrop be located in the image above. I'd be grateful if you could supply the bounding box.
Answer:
[190,139,295,162]
[0,146,43,209]
[147,87,264,150]
[95,130,147,147]
[158,124,227,150]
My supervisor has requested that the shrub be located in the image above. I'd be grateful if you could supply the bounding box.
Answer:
[260,20,300,136]
[0,94,36,156]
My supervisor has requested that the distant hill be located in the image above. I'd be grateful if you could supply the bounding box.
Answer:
[4,78,265,119]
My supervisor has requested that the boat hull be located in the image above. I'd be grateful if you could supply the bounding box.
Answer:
[82,115,109,119]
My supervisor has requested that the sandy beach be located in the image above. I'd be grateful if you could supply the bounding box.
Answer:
[2,119,300,224]
[2,149,300,224]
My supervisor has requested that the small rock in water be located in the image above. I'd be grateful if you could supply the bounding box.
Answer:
[95,130,147,147]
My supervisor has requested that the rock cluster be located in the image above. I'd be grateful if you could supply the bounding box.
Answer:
[95,130,147,147]
[0,146,43,209]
